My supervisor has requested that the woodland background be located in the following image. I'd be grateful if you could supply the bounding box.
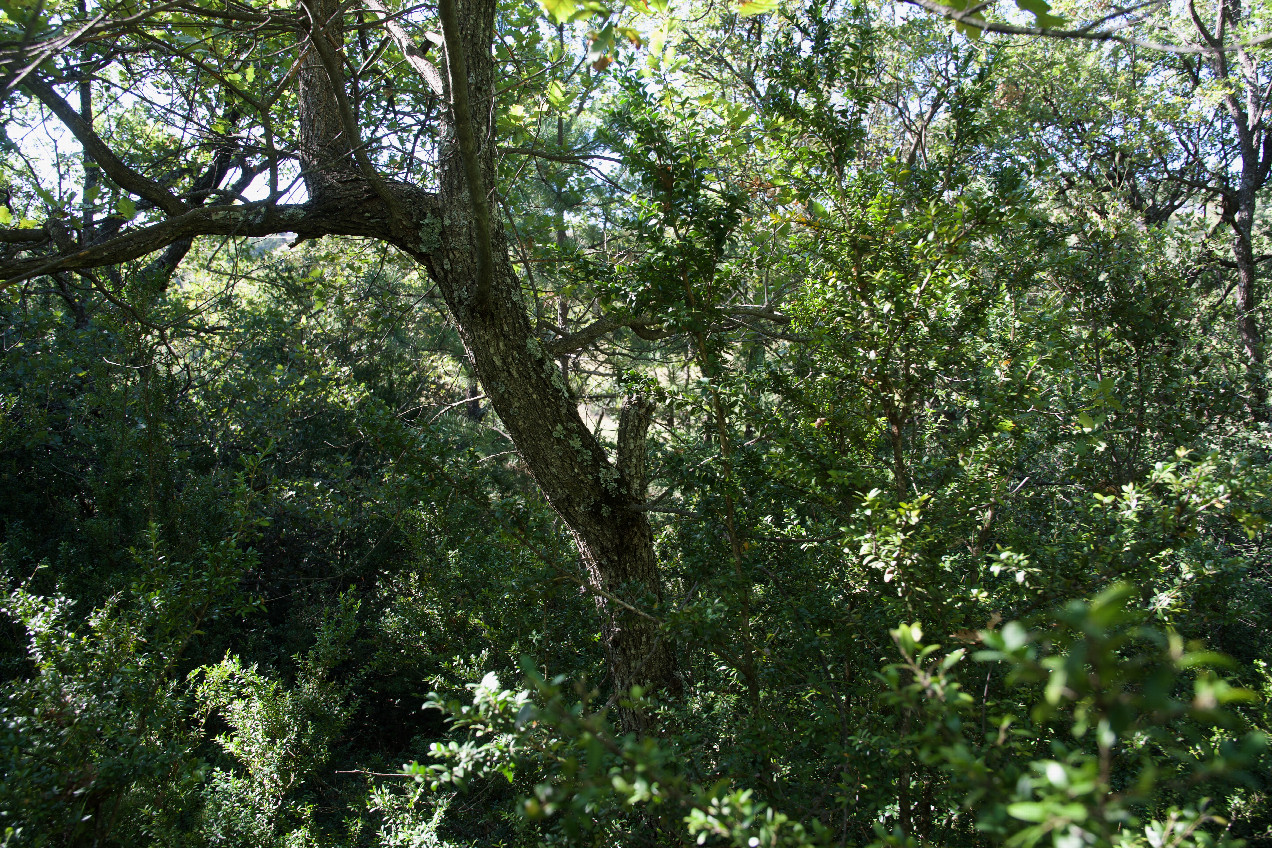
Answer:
[1,0,1271,845]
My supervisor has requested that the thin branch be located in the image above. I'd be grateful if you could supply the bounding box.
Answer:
[22,77,187,215]
[901,0,1272,54]
[500,145,624,165]
[0,11,105,98]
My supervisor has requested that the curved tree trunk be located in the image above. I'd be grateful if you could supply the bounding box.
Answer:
[298,0,681,731]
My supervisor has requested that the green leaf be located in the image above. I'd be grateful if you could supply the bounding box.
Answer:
[737,0,779,15]
[539,0,575,23]
[0,206,11,226]
[1006,802,1051,822]
[540,0,605,23]
[116,196,137,219]
[1015,0,1065,27]
[587,23,615,63]
[547,80,573,110]
[1009,801,1086,822]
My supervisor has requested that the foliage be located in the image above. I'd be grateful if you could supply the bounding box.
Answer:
[3,0,1272,845]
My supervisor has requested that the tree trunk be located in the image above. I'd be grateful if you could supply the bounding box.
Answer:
[1232,183,1267,419]
[301,0,680,730]
[421,211,682,731]
[1201,0,1268,421]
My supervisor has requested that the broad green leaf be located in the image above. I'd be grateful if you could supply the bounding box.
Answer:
[1006,802,1050,822]
[116,196,137,219]
[1015,0,1065,28]
[1009,801,1086,822]
[737,0,779,16]
[539,0,577,24]
[540,0,605,24]
[547,80,573,110]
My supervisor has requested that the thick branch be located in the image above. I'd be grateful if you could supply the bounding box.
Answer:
[22,77,187,216]
[546,314,667,354]
[617,393,656,500]
[365,0,444,95]
[0,204,303,287]
[726,304,791,324]
[301,0,401,223]
[0,184,440,289]
[0,227,48,244]
[437,0,495,312]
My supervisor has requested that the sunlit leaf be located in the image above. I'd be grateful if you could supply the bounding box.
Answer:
[1015,0,1065,28]
[737,0,779,16]
[539,0,577,24]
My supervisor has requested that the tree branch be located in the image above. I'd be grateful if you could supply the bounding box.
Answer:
[500,146,624,165]
[22,77,187,216]
[545,314,675,354]
[364,0,444,95]
[437,0,495,313]
[0,11,104,98]
[0,203,305,288]
[0,181,440,289]
[0,227,48,244]
[301,0,407,227]
[901,0,1272,54]
[725,304,792,324]
[617,393,656,500]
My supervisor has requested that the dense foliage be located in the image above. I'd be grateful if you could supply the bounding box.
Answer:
[1,0,1271,845]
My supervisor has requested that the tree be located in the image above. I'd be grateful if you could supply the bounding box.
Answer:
[909,0,1272,420]
[4,1,1272,844]
[0,0,679,729]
